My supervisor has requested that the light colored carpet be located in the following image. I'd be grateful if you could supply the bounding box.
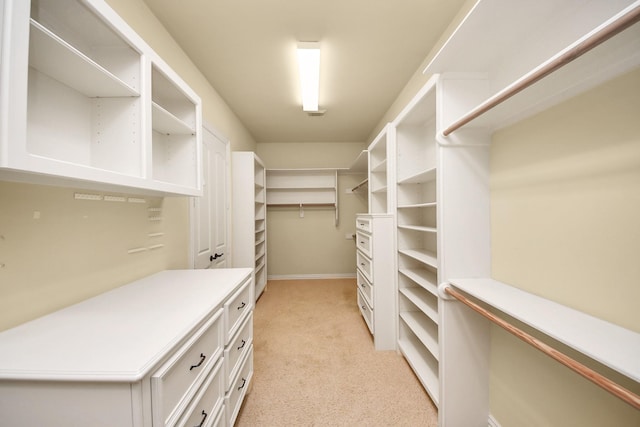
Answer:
[235,278,438,426]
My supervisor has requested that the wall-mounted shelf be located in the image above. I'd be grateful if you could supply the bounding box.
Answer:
[0,0,202,196]
[266,169,339,225]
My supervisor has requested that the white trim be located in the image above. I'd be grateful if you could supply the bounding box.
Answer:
[267,273,356,280]
[488,415,502,427]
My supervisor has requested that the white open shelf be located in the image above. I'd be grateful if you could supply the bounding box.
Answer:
[29,20,139,98]
[426,0,640,133]
[449,278,640,382]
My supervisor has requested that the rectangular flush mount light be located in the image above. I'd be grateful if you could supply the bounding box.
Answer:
[296,42,320,112]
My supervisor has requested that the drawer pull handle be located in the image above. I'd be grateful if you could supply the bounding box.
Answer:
[237,339,246,350]
[189,353,206,370]
[195,410,207,427]
[360,263,365,266]
[238,377,247,390]
[237,301,246,310]
[360,283,365,288]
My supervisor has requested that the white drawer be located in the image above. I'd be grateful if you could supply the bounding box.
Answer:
[226,345,254,426]
[356,250,372,283]
[356,269,373,307]
[357,289,373,334]
[224,277,254,344]
[355,231,371,257]
[225,311,253,390]
[176,358,225,427]
[356,216,371,232]
[151,309,224,427]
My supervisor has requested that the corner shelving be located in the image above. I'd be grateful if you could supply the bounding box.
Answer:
[0,0,202,196]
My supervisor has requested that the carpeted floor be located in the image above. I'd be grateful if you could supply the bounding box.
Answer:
[235,278,438,426]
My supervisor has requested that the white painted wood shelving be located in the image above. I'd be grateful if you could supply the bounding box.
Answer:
[232,152,268,300]
[367,124,395,214]
[392,75,441,405]
[415,1,640,426]
[266,168,339,225]
[0,0,202,196]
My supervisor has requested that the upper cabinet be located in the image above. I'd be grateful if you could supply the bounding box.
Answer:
[425,0,640,137]
[0,0,202,196]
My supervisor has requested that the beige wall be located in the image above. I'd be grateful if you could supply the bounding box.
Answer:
[257,142,367,277]
[489,69,640,426]
[0,0,256,331]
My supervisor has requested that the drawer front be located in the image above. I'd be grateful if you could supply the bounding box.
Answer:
[224,277,254,344]
[357,289,374,334]
[355,231,371,257]
[176,358,225,427]
[224,312,253,390]
[226,345,254,426]
[356,269,373,307]
[356,250,372,283]
[356,216,371,232]
[151,309,224,426]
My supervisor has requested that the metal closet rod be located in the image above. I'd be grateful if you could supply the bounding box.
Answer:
[442,4,640,137]
[444,286,640,410]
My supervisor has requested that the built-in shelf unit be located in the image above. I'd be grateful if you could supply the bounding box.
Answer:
[393,75,440,405]
[418,1,640,426]
[0,0,202,196]
[367,124,395,214]
[266,168,339,225]
[232,152,267,300]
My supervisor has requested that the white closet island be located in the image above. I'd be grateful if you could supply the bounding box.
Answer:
[0,268,255,427]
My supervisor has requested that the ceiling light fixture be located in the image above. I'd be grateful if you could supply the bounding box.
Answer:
[296,42,321,112]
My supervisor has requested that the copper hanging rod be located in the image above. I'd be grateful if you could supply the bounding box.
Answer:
[442,4,640,136]
[444,286,640,410]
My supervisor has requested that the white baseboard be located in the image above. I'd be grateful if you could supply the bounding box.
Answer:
[488,415,502,427]
[267,273,356,280]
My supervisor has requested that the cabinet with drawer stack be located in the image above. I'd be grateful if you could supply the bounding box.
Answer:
[0,268,254,426]
[355,213,396,350]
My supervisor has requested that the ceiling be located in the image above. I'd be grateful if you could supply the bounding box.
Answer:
[143,0,467,143]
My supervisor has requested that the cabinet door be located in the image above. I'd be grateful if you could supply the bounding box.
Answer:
[192,127,229,268]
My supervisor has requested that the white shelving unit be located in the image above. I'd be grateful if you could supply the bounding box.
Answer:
[266,168,339,225]
[367,124,395,214]
[0,0,202,196]
[232,152,267,300]
[418,1,640,426]
[392,75,441,406]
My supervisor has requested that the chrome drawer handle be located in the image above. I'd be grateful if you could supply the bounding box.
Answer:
[189,353,206,370]
[238,377,247,390]
[237,339,246,350]
[195,410,207,427]
[237,301,246,310]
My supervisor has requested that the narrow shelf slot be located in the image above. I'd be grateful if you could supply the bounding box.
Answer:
[400,287,438,324]
[398,202,437,209]
[399,249,438,269]
[398,332,439,406]
[398,225,437,233]
[399,268,438,296]
[400,312,439,361]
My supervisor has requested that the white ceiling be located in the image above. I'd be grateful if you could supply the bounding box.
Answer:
[143,0,467,143]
